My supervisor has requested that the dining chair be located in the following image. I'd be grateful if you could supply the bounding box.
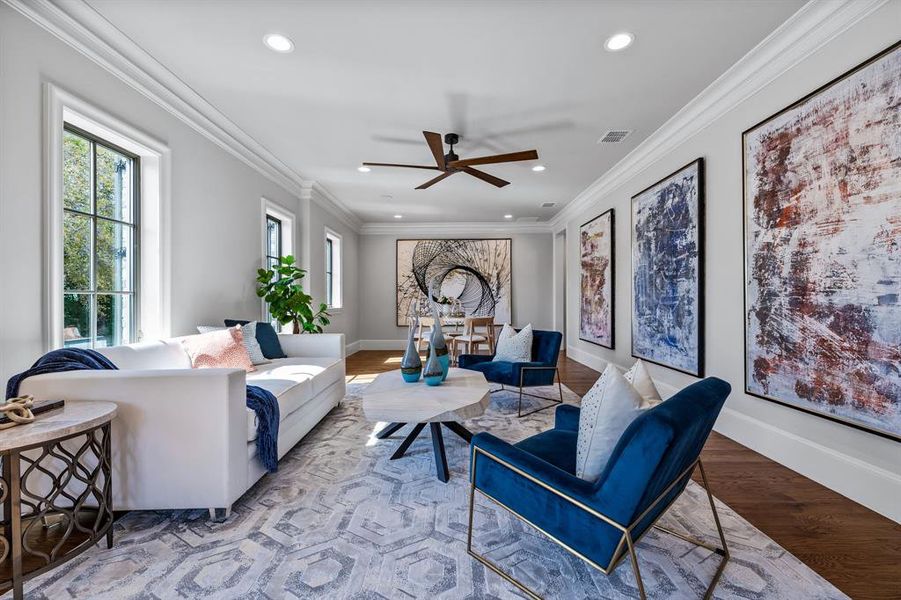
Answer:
[413,316,434,353]
[450,316,495,364]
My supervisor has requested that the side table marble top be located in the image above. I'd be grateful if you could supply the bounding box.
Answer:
[0,401,117,452]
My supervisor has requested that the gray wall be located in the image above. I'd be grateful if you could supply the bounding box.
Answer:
[560,2,900,521]
[303,196,360,346]
[359,232,554,343]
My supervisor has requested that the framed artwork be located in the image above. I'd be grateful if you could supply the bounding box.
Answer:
[579,209,615,348]
[396,239,512,327]
[743,42,901,441]
[631,158,705,376]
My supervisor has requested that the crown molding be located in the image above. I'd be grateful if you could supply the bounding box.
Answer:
[307,183,364,232]
[4,0,359,230]
[359,220,553,236]
[549,0,888,230]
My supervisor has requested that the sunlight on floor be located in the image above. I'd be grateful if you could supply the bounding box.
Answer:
[383,356,403,364]
[366,422,391,446]
[346,373,378,385]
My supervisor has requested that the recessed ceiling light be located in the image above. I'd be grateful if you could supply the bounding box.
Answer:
[504,214,513,219]
[604,32,634,52]
[532,165,546,172]
[394,214,403,219]
[358,166,371,173]
[263,33,294,53]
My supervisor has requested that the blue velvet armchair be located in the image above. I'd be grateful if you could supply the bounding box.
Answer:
[458,329,563,417]
[467,377,732,600]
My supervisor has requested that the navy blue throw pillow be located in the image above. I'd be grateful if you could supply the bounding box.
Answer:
[224,319,287,359]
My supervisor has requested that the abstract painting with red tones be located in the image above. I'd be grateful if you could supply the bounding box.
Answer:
[743,42,901,441]
[580,209,614,348]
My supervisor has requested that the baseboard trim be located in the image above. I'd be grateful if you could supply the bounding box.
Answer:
[359,339,407,351]
[564,344,901,523]
[345,340,361,356]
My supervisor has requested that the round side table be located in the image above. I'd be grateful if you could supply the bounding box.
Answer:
[0,401,116,600]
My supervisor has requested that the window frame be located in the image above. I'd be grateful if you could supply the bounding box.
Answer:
[261,199,295,325]
[45,83,172,351]
[62,122,141,348]
[324,228,343,311]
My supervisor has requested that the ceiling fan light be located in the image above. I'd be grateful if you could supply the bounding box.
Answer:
[604,32,634,52]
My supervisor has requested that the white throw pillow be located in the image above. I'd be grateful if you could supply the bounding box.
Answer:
[575,364,644,482]
[493,323,533,363]
[623,359,663,408]
[197,323,267,365]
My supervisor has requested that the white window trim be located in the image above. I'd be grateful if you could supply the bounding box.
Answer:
[324,227,343,312]
[260,198,295,321]
[44,83,171,350]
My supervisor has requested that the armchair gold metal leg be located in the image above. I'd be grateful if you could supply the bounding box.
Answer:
[516,367,565,418]
[625,530,648,600]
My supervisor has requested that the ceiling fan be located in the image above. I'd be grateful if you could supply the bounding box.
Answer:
[363,131,538,189]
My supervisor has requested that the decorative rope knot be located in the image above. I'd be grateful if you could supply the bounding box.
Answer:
[0,395,35,430]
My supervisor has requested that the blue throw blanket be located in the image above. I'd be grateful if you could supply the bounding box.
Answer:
[6,348,281,473]
[5,349,117,399]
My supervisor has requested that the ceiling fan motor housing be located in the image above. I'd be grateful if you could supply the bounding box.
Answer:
[444,133,460,167]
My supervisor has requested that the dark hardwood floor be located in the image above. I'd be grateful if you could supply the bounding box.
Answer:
[347,350,901,600]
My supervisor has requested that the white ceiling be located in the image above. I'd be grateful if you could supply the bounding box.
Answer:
[84,0,804,223]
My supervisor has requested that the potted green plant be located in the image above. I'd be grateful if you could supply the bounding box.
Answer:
[256,256,331,334]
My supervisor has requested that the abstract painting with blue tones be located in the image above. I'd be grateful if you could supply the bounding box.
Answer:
[631,158,704,376]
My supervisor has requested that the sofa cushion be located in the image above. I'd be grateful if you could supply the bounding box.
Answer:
[243,357,344,441]
[98,339,191,370]
[225,319,286,359]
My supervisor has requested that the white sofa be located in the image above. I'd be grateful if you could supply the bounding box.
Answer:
[20,333,345,518]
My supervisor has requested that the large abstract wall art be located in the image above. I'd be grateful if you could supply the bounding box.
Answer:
[743,43,901,441]
[580,209,615,348]
[396,239,512,327]
[631,159,705,376]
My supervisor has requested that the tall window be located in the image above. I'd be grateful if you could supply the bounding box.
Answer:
[62,125,139,348]
[325,230,342,309]
[265,214,282,271]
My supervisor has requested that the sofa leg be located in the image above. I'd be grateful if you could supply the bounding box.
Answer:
[209,507,231,522]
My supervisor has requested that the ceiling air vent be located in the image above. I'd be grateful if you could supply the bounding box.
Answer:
[597,129,632,144]
[541,202,556,208]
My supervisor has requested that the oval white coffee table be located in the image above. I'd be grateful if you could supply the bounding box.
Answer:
[361,368,489,482]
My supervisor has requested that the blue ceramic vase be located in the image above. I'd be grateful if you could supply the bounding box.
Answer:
[423,340,443,386]
[400,315,422,382]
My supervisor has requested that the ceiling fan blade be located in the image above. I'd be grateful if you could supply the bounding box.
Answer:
[423,131,447,171]
[362,162,442,171]
[415,172,454,190]
[462,167,509,188]
[448,149,538,168]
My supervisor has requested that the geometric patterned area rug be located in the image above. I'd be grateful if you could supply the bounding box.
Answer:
[12,381,847,599]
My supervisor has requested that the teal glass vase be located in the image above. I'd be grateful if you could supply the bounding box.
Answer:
[430,303,450,381]
[423,341,443,386]
[401,316,422,383]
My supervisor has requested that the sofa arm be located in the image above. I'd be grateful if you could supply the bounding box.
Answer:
[278,333,345,358]
[20,368,249,511]
[458,354,493,368]
[555,404,581,432]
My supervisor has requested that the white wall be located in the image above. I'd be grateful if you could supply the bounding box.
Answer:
[358,231,554,346]
[560,2,900,521]
[0,5,312,382]
[301,192,360,348]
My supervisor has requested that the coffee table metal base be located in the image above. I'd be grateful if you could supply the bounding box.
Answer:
[377,422,473,483]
